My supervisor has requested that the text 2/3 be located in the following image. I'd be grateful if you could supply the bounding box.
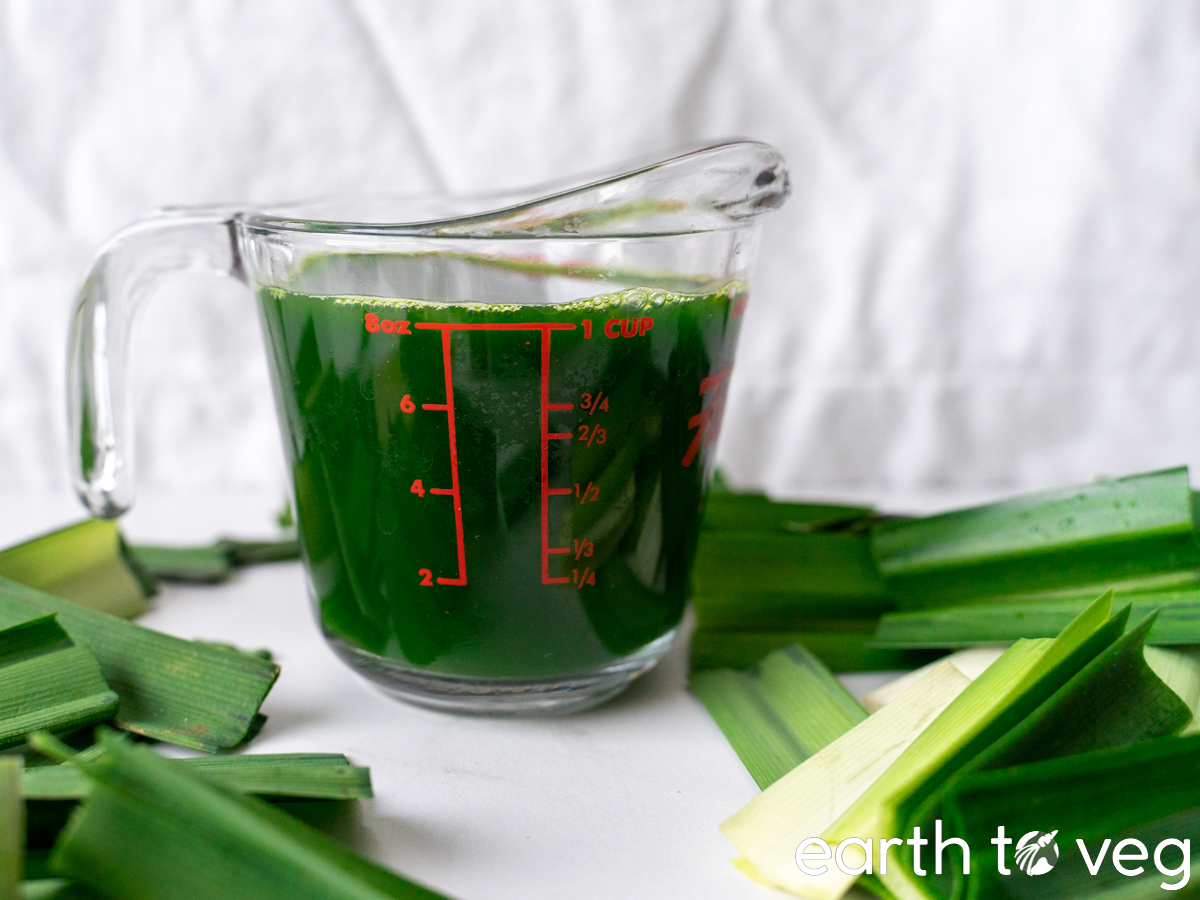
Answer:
[578,424,606,446]
[364,312,411,334]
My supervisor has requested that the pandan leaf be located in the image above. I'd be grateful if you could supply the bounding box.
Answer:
[945,734,1200,899]
[690,627,939,674]
[1144,646,1200,732]
[24,753,371,851]
[0,756,20,900]
[691,644,868,789]
[884,613,1192,900]
[24,753,371,803]
[0,521,154,619]
[721,660,973,895]
[35,732,450,900]
[872,593,1200,647]
[701,494,872,533]
[693,532,893,629]
[871,467,1200,608]
[814,594,1123,900]
[0,617,116,751]
[129,538,300,583]
[862,649,1005,713]
[0,579,278,752]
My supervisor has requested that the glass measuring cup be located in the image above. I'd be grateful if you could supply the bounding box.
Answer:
[68,141,789,714]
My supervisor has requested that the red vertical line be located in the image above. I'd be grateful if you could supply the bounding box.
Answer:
[542,325,572,584]
[429,326,467,586]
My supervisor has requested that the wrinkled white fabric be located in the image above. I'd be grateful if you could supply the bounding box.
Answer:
[2,0,1200,505]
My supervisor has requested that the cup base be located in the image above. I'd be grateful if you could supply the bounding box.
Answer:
[325,629,677,716]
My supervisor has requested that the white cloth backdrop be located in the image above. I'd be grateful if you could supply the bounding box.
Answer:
[3,0,1200,507]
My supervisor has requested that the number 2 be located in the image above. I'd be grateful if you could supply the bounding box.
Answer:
[418,568,433,586]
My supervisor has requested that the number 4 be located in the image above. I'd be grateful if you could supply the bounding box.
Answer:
[411,479,425,497]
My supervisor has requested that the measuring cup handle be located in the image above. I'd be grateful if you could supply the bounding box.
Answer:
[67,207,244,518]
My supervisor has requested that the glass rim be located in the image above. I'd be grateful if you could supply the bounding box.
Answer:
[235,139,789,240]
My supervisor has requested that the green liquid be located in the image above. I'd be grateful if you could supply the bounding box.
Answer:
[258,264,742,679]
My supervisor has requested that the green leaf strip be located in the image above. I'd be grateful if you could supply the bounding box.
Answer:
[45,732,449,900]
[0,580,278,752]
[945,734,1200,900]
[24,753,372,802]
[873,595,1200,648]
[0,617,117,752]
[692,644,867,790]
[0,521,151,619]
[0,756,21,900]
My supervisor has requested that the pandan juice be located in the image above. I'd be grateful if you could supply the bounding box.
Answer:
[258,253,744,680]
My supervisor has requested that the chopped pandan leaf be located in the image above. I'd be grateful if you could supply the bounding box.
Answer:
[788,594,1125,900]
[690,628,939,673]
[34,731,450,900]
[945,734,1200,899]
[25,753,371,803]
[691,644,869,789]
[0,521,154,619]
[872,592,1200,647]
[870,467,1200,609]
[1,756,21,899]
[24,753,371,850]
[0,617,117,751]
[129,538,300,584]
[876,613,1194,900]
[721,660,973,894]
[219,539,300,566]
[0,579,278,752]
[1145,646,1200,732]
[841,598,1190,900]
[128,545,230,583]
[702,493,873,533]
[693,531,893,629]
[861,648,1006,713]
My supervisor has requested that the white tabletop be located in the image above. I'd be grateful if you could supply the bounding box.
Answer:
[5,490,895,900]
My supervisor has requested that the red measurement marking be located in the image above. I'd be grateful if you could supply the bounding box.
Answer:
[415,327,468,586]
[414,321,577,586]
[571,566,596,587]
[573,538,594,560]
[589,391,604,415]
[583,319,592,339]
[539,325,573,584]
[682,366,733,468]
[577,424,606,446]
